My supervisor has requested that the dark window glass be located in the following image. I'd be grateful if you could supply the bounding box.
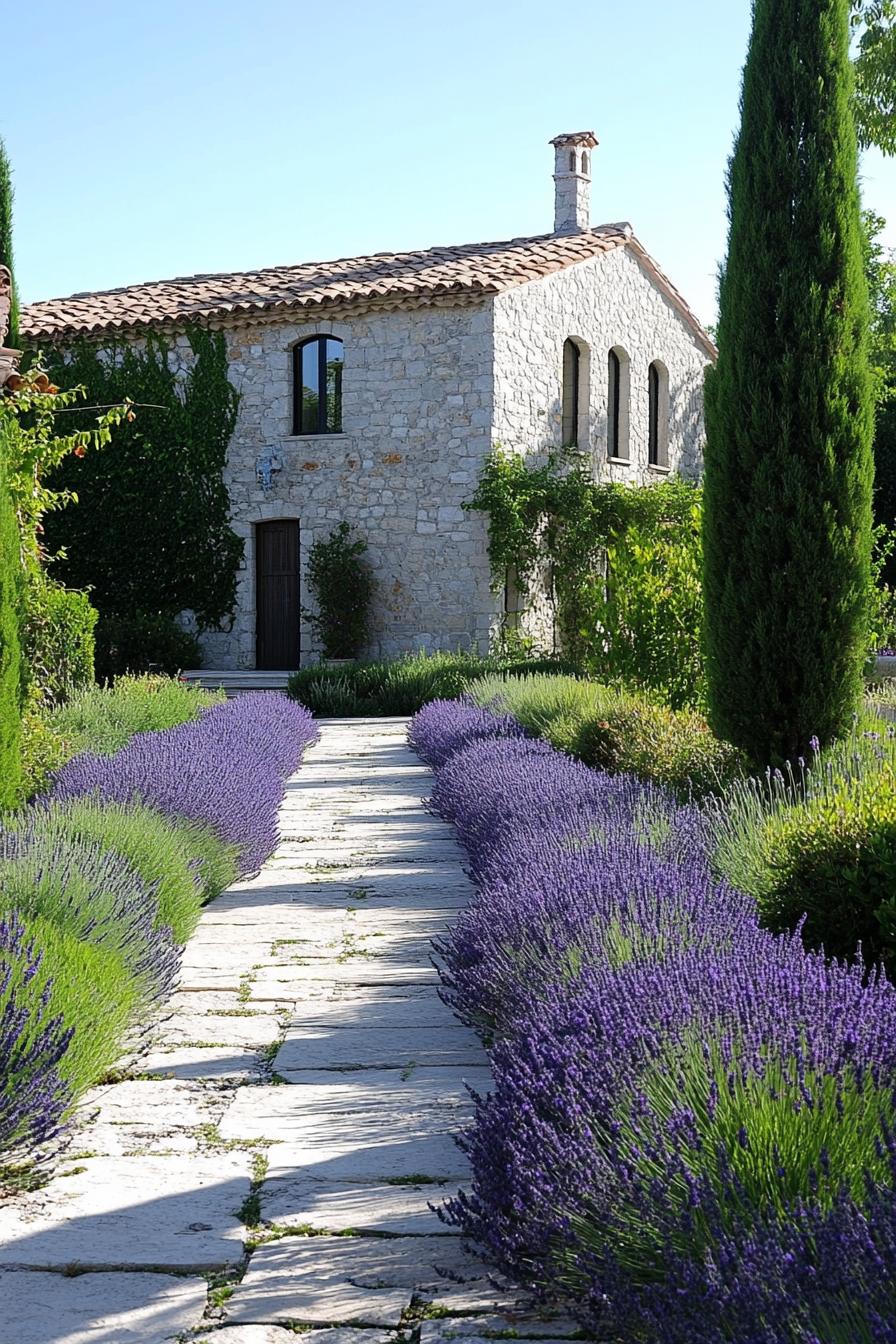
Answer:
[608,349,622,458]
[562,339,580,446]
[293,336,343,434]
[648,361,668,467]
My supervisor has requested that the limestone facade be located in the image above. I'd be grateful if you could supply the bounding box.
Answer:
[197,301,496,668]
[194,244,709,668]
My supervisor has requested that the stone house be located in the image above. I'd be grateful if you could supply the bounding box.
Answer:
[20,133,715,670]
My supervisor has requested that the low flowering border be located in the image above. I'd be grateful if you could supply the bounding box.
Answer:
[48,692,319,876]
[0,692,318,1170]
[410,699,896,1343]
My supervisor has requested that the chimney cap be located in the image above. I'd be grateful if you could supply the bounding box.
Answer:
[550,130,598,150]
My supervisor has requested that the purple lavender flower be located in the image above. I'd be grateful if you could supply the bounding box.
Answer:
[0,914,72,1163]
[48,693,319,875]
[410,699,896,1340]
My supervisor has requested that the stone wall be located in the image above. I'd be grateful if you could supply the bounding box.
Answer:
[198,301,499,668]
[491,246,709,480]
[490,246,710,649]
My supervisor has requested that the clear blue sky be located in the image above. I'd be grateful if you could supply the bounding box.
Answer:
[4,0,894,326]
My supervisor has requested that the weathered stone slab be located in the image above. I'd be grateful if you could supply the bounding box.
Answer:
[260,1174,459,1235]
[252,962,439,995]
[69,1080,230,1158]
[295,991,458,1030]
[138,1045,264,1081]
[206,1329,392,1344]
[225,1237,519,1326]
[418,1317,582,1342]
[0,1269,207,1343]
[219,1070,488,1134]
[161,1013,283,1049]
[274,1025,484,1072]
[267,1130,468,1182]
[0,1156,249,1271]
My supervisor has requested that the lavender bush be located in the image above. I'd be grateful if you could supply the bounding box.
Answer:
[48,692,319,874]
[0,914,72,1166]
[412,699,896,1342]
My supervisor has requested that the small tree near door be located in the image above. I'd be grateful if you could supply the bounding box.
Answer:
[304,523,373,660]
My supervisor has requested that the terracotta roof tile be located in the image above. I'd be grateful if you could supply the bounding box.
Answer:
[19,226,716,358]
[19,228,629,341]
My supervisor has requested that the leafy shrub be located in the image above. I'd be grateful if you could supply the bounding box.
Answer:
[710,725,896,974]
[304,522,374,659]
[468,674,745,799]
[24,578,96,706]
[19,689,69,802]
[94,612,201,682]
[287,651,576,717]
[50,674,221,758]
[41,799,238,944]
[411,700,896,1340]
[49,692,319,875]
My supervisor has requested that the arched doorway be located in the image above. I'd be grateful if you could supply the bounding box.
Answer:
[255,519,300,669]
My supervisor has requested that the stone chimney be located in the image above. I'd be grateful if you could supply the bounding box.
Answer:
[551,131,598,234]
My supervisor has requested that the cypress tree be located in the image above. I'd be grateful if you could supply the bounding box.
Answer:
[703,0,875,765]
[0,138,17,348]
[0,435,23,807]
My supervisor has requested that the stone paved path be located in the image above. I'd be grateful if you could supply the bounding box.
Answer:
[0,719,576,1344]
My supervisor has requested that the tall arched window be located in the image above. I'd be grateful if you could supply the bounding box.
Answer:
[293,335,344,435]
[607,346,631,460]
[562,338,582,447]
[648,360,670,468]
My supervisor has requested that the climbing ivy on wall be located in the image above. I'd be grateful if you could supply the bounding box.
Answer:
[39,327,243,632]
[465,448,705,706]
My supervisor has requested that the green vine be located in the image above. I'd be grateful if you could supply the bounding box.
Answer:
[37,327,243,631]
[465,447,702,674]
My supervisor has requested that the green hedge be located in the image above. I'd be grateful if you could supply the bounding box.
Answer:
[711,721,896,975]
[287,651,577,717]
[467,673,746,799]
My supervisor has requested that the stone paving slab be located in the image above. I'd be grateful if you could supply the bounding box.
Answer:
[225,1236,519,1327]
[139,1045,265,1081]
[274,1025,484,1071]
[251,962,440,993]
[0,1155,250,1271]
[0,1269,207,1343]
[199,1330,393,1344]
[219,1070,488,1134]
[418,1318,583,1341]
[161,1014,285,1048]
[295,991,459,1030]
[259,1175,458,1235]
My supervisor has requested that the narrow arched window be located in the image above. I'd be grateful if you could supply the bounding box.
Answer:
[607,347,631,460]
[561,339,581,447]
[648,360,669,468]
[608,350,621,457]
[293,335,343,435]
[569,150,576,172]
[581,151,589,175]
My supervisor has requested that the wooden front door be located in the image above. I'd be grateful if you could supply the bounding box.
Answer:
[256,520,300,669]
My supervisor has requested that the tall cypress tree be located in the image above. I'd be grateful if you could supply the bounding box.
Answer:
[0,138,17,348]
[703,0,874,765]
